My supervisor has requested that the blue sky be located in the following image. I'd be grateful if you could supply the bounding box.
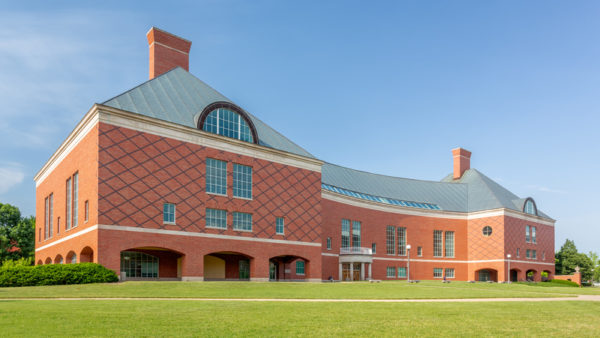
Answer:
[1,1,598,254]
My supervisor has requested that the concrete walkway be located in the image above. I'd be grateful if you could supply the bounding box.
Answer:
[3,295,600,302]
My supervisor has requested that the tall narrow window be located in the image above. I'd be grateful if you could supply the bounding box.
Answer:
[327,237,331,250]
[57,217,60,234]
[163,203,176,224]
[48,193,53,238]
[532,250,537,260]
[206,158,227,195]
[66,177,72,230]
[233,164,252,199]
[372,243,376,254]
[44,196,49,239]
[517,248,520,258]
[397,227,407,256]
[295,261,305,275]
[233,212,252,231]
[352,221,361,248]
[73,172,78,228]
[386,226,396,255]
[526,249,531,259]
[532,226,537,244]
[417,246,422,256]
[206,208,227,229]
[38,228,41,242]
[341,219,350,249]
[433,230,443,257]
[84,200,89,222]
[276,217,284,235]
[445,231,455,258]
[525,225,530,242]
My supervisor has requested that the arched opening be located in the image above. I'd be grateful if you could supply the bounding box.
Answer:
[476,268,498,282]
[37,259,43,265]
[204,252,253,281]
[526,269,537,282]
[66,251,77,264]
[510,268,521,282]
[269,255,310,281]
[80,246,94,263]
[542,270,553,282]
[54,254,64,264]
[44,257,52,265]
[120,247,184,280]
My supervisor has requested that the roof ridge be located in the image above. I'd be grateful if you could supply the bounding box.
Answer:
[467,169,512,207]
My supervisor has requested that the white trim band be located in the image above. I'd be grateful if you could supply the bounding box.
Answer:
[35,225,99,252]
[373,256,555,266]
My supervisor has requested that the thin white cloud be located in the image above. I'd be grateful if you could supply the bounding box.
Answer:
[0,165,25,194]
[526,184,568,194]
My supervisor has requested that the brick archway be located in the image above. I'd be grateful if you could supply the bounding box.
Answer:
[269,255,310,281]
[204,252,254,281]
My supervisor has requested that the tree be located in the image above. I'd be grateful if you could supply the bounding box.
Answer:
[555,239,593,282]
[0,203,35,264]
[589,251,600,283]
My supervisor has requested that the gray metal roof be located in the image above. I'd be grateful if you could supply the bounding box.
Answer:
[103,67,315,158]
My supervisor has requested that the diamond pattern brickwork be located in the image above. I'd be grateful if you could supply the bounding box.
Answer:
[467,216,505,260]
[98,122,321,243]
[504,216,555,264]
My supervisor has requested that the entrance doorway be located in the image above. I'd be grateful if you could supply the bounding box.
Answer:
[342,263,362,281]
[269,261,278,280]
[239,259,250,280]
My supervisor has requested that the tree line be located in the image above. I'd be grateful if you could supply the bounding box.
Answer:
[0,203,35,265]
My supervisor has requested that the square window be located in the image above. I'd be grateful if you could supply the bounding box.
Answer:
[433,268,443,278]
[386,267,396,278]
[445,268,455,278]
[163,203,176,224]
[398,267,407,278]
[233,164,252,199]
[276,217,284,235]
[206,208,227,229]
[206,158,227,195]
[233,212,252,231]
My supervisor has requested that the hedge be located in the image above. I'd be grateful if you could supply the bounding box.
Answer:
[548,279,579,287]
[0,263,118,287]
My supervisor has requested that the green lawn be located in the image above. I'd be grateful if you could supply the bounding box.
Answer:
[1,300,599,336]
[1,280,599,299]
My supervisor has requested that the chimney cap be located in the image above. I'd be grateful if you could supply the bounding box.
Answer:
[146,26,192,44]
[452,147,472,157]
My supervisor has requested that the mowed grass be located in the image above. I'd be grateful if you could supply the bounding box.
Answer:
[1,299,599,337]
[1,280,600,299]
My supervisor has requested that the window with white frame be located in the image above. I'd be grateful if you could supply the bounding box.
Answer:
[296,261,305,275]
[66,177,72,230]
[326,237,331,250]
[84,200,89,223]
[352,221,361,248]
[206,208,227,229]
[526,249,531,259]
[163,203,176,224]
[276,217,284,234]
[233,212,252,231]
[433,230,443,257]
[445,231,454,258]
[202,108,254,143]
[372,243,376,254]
[532,226,537,244]
[397,267,407,278]
[386,226,395,255]
[233,163,252,199]
[44,196,49,240]
[532,250,537,260]
[73,172,78,228]
[517,248,520,258]
[433,268,443,278]
[417,246,422,256]
[341,219,350,249]
[445,268,455,278]
[526,225,531,242]
[524,199,537,215]
[397,227,407,256]
[206,158,227,195]
[386,266,396,278]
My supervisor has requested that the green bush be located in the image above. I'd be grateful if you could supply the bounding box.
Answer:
[0,263,118,287]
[1,257,34,268]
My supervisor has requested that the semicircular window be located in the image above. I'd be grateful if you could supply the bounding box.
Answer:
[524,199,537,216]
[202,108,254,143]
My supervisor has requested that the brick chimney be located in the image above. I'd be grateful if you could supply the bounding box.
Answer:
[146,27,192,79]
[452,147,471,179]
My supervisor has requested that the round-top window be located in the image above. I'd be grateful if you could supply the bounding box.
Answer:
[482,226,492,237]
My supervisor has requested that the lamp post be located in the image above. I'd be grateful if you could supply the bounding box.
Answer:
[507,254,512,283]
[406,244,412,283]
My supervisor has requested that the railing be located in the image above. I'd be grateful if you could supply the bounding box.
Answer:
[340,247,373,255]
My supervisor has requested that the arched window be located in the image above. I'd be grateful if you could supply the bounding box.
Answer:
[524,199,537,216]
[201,105,255,143]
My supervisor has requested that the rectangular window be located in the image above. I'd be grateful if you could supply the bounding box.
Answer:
[543,251,546,260]
[433,268,443,278]
[352,221,361,248]
[397,267,407,278]
[38,228,41,242]
[526,249,531,259]
[386,266,396,278]
[84,200,89,222]
[444,231,455,258]
[517,248,520,258]
[48,193,53,238]
[163,203,176,224]
[397,227,407,256]
[44,196,49,239]
[532,226,537,244]
[206,158,227,195]
[276,217,284,234]
[532,250,537,260]
[206,208,227,229]
[386,226,396,255]
[433,230,443,257]
[525,225,530,242]
[327,237,331,250]
[57,217,60,234]
[296,261,305,275]
[341,219,350,249]
[372,243,376,254]
[233,212,252,231]
[445,268,455,278]
[73,172,78,228]
[417,246,423,256]
[66,177,72,230]
[233,163,252,199]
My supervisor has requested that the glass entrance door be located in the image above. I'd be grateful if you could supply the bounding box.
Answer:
[269,261,278,280]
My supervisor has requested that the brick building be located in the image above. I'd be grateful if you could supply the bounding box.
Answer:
[34,28,555,282]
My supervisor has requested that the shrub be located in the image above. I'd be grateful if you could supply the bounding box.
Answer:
[1,257,34,268]
[0,263,118,287]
